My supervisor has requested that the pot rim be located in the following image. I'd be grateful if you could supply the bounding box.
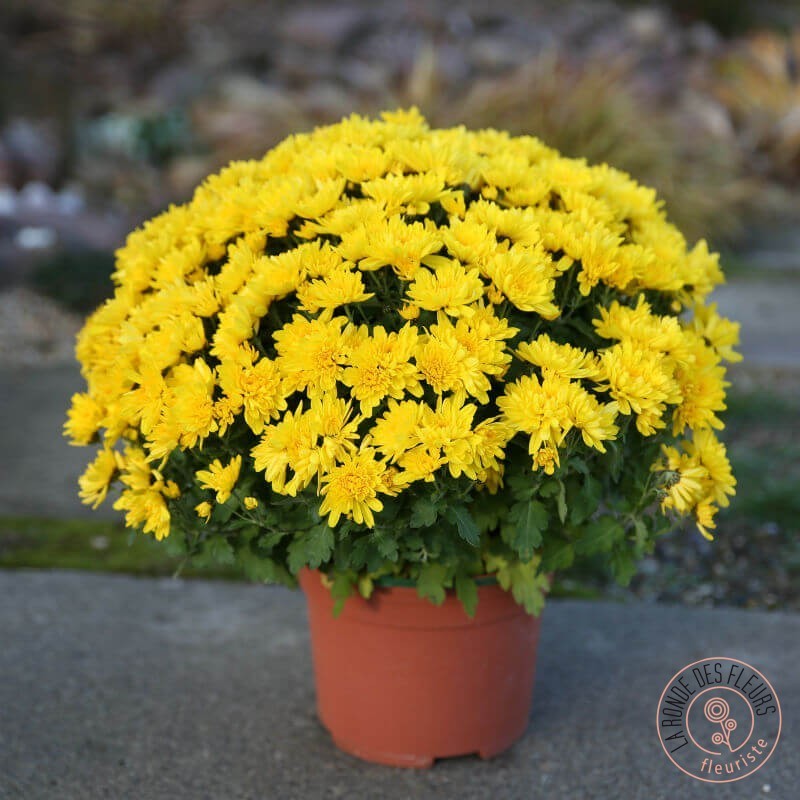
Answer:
[375,574,498,588]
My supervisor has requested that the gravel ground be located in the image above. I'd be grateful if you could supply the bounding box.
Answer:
[0,288,81,366]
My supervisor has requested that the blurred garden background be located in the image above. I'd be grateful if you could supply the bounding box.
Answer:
[2,0,799,610]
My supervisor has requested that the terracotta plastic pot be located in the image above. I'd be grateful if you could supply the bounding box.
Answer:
[299,568,542,767]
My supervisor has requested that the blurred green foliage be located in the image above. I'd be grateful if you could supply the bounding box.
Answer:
[31,249,115,313]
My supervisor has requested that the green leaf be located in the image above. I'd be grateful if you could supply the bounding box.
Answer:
[331,572,355,617]
[455,573,478,618]
[410,497,439,529]
[539,479,560,498]
[610,549,638,586]
[567,474,601,525]
[447,505,480,546]
[211,502,234,524]
[503,499,548,559]
[257,530,288,550]
[575,516,625,555]
[162,533,187,557]
[633,518,649,549]
[540,539,575,572]
[204,537,235,566]
[497,560,548,616]
[508,471,537,500]
[371,530,399,561]
[416,564,448,605]
[238,550,291,584]
[556,481,568,524]
[287,524,335,573]
[471,495,504,535]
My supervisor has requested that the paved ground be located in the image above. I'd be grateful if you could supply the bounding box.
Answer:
[0,365,108,520]
[712,279,800,369]
[0,571,794,799]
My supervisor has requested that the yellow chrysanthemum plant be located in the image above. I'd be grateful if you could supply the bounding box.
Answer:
[66,110,739,616]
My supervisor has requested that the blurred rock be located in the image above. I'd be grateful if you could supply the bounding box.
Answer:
[2,119,62,186]
[351,28,425,78]
[339,59,392,94]
[298,83,356,120]
[0,187,15,217]
[280,6,372,52]
[625,7,669,46]
[192,75,304,159]
[147,61,207,107]
[680,90,736,140]
[18,182,55,212]
[15,226,57,251]
[0,287,82,366]
[686,22,721,55]
[0,142,11,186]
[470,35,531,73]
[166,156,214,200]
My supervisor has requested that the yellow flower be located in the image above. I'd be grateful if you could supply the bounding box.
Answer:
[196,455,241,504]
[114,488,171,540]
[398,446,446,483]
[680,239,724,302]
[119,363,166,436]
[593,297,688,361]
[356,217,443,280]
[658,447,707,515]
[415,331,471,397]
[406,261,484,317]
[195,501,213,522]
[370,399,425,460]
[690,302,742,364]
[307,394,360,474]
[274,314,353,397]
[341,324,422,415]
[686,429,736,508]
[517,333,598,380]
[671,358,727,435]
[442,218,498,269]
[361,170,446,215]
[161,359,218,454]
[596,341,681,434]
[472,418,513,472]
[567,386,619,453]
[251,405,317,495]
[532,444,560,475]
[416,397,477,479]
[484,247,560,318]
[213,396,238,436]
[573,227,627,295]
[78,448,120,508]
[320,448,386,527]
[296,265,373,313]
[398,303,420,320]
[217,345,287,434]
[498,373,574,452]
[415,317,501,403]
[243,496,259,510]
[65,393,104,446]
[694,498,718,541]
[477,464,505,494]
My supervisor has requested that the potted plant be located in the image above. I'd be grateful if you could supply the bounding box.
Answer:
[66,109,739,767]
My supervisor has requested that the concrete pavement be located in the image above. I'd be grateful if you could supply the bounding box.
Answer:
[0,571,795,799]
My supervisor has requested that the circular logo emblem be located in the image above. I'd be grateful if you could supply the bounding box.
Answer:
[657,657,781,783]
